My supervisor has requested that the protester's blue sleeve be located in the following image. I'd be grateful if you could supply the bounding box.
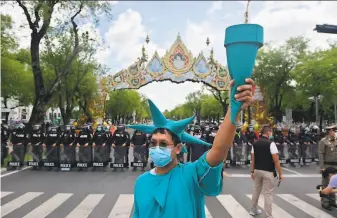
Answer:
[192,151,223,196]
[328,175,337,188]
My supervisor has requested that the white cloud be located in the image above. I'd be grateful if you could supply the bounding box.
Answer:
[207,1,223,14]
[251,1,337,50]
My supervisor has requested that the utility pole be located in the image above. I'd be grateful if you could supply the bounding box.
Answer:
[334,101,337,124]
[315,96,319,125]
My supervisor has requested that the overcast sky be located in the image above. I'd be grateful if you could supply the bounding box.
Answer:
[2,1,337,111]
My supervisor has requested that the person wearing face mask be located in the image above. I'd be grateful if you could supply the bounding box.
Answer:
[317,167,337,210]
[250,125,283,217]
[318,125,337,209]
[286,126,300,166]
[188,128,207,162]
[233,126,248,165]
[129,78,254,218]
[206,126,218,151]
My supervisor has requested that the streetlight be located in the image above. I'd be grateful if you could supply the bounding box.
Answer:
[314,24,337,34]
[313,23,337,124]
[308,95,323,125]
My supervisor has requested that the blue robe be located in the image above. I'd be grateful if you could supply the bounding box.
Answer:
[133,152,223,218]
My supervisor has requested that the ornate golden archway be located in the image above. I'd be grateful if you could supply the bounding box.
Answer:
[106,34,231,92]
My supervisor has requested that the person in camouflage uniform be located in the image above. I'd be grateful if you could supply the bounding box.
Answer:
[319,125,337,210]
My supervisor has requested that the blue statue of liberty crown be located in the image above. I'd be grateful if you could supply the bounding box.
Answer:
[128,100,212,153]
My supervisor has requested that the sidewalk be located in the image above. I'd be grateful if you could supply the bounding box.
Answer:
[1,168,7,173]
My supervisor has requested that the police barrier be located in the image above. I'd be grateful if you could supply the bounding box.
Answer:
[234,143,247,165]
[131,144,147,168]
[287,142,301,164]
[77,144,92,168]
[92,143,110,167]
[302,142,313,164]
[311,142,320,163]
[59,144,75,169]
[277,142,289,164]
[8,143,25,167]
[44,144,59,168]
[27,143,43,167]
[110,146,128,168]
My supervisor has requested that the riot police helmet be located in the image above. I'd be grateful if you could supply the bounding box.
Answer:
[15,123,25,130]
[96,125,104,133]
[117,124,125,132]
[32,124,41,131]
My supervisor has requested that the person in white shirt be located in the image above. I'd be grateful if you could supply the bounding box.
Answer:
[250,126,283,218]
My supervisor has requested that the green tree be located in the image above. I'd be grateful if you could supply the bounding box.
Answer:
[1,15,34,122]
[200,95,222,122]
[11,0,113,125]
[293,46,337,125]
[253,36,310,122]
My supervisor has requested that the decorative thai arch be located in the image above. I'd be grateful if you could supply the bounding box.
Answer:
[89,34,232,119]
[106,34,231,92]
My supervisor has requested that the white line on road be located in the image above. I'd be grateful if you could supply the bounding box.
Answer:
[306,193,321,201]
[227,174,321,178]
[204,206,213,218]
[246,194,294,218]
[217,195,250,218]
[278,194,334,218]
[0,166,32,178]
[22,193,73,218]
[65,194,104,218]
[281,167,302,175]
[108,194,134,218]
[1,192,43,217]
[1,192,13,198]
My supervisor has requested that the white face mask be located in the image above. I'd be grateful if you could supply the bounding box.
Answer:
[211,132,216,137]
[195,134,201,139]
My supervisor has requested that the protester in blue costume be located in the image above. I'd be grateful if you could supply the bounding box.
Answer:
[129,79,254,218]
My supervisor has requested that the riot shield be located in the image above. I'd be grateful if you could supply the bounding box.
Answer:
[131,144,147,168]
[302,143,313,164]
[92,144,110,167]
[8,143,24,168]
[76,144,92,168]
[43,144,59,168]
[277,142,289,164]
[27,143,43,168]
[312,142,319,163]
[234,143,247,166]
[110,146,128,169]
[59,144,75,169]
[288,142,300,165]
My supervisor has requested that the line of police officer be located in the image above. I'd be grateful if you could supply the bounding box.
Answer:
[1,123,133,171]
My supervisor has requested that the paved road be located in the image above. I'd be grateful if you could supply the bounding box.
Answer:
[1,147,336,218]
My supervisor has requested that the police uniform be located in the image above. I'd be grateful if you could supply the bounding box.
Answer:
[1,124,10,165]
[76,127,93,166]
[92,127,109,165]
[112,127,129,164]
[10,126,28,166]
[59,126,76,167]
[319,125,337,209]
[131,130,147,163]
[29,125,45,162]
[44,128,60,164]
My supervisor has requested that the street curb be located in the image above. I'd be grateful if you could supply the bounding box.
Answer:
[1,168,7,173]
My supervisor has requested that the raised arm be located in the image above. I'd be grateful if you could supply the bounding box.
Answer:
[206,79,254,167]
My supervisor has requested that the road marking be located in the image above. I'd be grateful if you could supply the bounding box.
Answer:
[65,194,104,218]
[306,193,321,201]
[108,194,134,218]
[204,206,213,218]
[0,166,32,178]
[23,193,73,218]
[1,192,43,217]
[228,174,321,178]
[278,194,334,218]
[222,171,230,178]
[217,194,250,217]
[246,194,294,218]
[281,167,302,175]
[1,192,13,198]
